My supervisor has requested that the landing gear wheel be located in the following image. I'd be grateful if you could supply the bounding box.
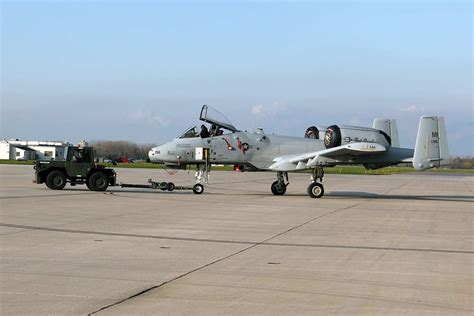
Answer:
[88,172,109,191]
[193,183,204,194]
[307,182,324,198]
[46,170,67,190]
[271,181,287,195]
[166,182,175,191]
[160,182,167,191]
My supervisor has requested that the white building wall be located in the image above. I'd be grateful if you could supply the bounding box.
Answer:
[0,142,13,160]
[29,146,63,160]
[1,140,68,161]
[13,148,36,160]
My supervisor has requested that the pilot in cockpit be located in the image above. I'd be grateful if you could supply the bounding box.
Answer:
[200,125,210,138]
[209,124,217,136]
[208,124,223,137]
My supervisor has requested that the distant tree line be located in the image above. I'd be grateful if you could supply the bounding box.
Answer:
[450,156,474,169]
[90,140,156,160]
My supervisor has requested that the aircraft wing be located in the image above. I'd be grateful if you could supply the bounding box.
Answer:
[269,143,387,171]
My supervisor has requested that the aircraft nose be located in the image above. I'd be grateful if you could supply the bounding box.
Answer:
[148,146,164,162]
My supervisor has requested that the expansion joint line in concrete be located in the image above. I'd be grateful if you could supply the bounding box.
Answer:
[87,202,364,315]
[1,223,472,255]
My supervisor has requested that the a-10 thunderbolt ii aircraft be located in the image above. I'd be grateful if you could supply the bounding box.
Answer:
[148,105,449,198]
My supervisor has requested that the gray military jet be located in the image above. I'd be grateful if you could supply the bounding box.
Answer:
[148,105,449,198]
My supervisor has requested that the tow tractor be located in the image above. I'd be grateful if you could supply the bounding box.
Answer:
[33,146,204,194]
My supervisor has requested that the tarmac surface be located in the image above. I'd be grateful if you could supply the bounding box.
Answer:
[0,165,473,315]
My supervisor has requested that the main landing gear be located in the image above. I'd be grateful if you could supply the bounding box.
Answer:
[307,167,324,198]
[271,171,288,195]
[270,167,325,198]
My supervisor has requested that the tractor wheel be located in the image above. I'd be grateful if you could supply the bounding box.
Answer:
[46,170,67,190]
[88,172,109,191]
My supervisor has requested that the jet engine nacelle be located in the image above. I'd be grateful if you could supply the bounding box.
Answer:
[304,126,319,139]
[305,126,327,139]
[324,125,392,149]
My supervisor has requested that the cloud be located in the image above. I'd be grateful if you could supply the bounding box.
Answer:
[349,116,362,126]
[271,101,287,111]
[251,104,265,115]
[400,105,418,113]
[130,108,170,127]
[250,101,288,117]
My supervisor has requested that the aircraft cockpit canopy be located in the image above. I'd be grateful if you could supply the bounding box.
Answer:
[200,105,239,132]
[178,126,199,139]
[178,106,239,139]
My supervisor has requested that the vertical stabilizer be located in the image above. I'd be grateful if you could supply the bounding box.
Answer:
[413,116,449,170]
[373,119,400,147]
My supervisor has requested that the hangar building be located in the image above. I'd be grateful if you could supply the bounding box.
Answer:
[0,139,68,161]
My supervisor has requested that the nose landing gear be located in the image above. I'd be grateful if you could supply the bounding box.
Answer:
[193,183,204,194]
[195,163,210,185]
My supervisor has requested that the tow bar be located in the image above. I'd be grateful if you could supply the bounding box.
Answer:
[120,179,204,194]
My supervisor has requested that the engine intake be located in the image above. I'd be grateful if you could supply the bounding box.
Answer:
[304,126,320,139]
[324,125,342,148]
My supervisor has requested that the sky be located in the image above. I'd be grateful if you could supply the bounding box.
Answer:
[1,0,472,155]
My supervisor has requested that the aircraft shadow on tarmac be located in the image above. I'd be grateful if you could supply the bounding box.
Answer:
[61,188,473,203]
[325,191,473,203]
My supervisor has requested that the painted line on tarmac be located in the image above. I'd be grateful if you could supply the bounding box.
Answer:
[1,223,472,255]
